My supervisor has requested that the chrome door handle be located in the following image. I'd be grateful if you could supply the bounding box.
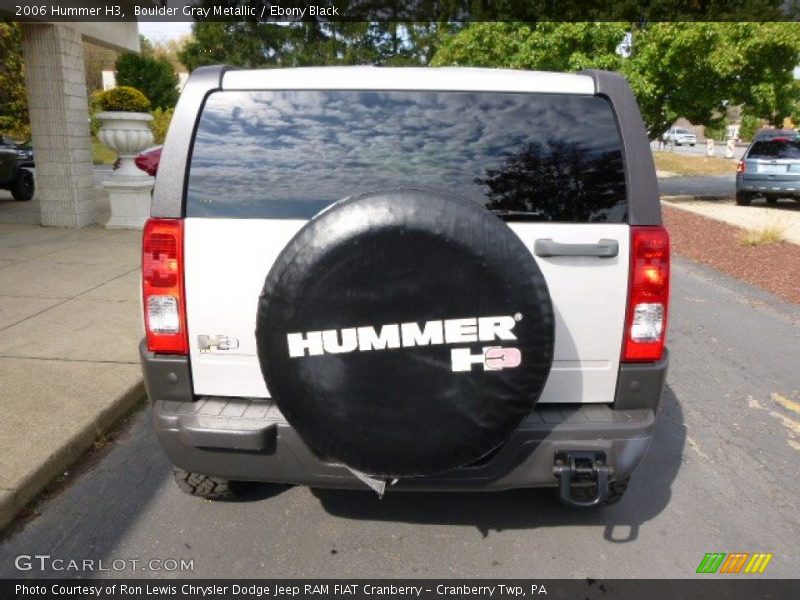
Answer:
[534,238,619,258]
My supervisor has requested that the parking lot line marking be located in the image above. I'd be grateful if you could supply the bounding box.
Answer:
[771,392,800,416]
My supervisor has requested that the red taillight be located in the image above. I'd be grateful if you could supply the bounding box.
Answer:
[736,160,745,174]
[622,226,670,362]
[142,218,187,354]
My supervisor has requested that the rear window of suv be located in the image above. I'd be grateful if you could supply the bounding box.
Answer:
[748,139,800,159]
[186,90,627,222]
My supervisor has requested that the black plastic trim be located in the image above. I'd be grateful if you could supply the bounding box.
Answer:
[613,349,669,411]
[140,341,663,489]
[580,69,662,226]
[178,419,277,452]
[151,396,655,491]
[139,340,193,404]
[151,65,236,218]
[534,238,619,258]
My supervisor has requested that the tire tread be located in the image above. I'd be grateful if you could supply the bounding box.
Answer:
[173,467,240,500]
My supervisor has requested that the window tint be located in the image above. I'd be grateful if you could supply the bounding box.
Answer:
[187,91,627,222]
[748,140,800,159]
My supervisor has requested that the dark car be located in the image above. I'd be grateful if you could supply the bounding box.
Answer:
[0,135,35,201]
[736,136,800,205]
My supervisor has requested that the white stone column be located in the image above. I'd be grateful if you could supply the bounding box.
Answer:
[21,24,95,228]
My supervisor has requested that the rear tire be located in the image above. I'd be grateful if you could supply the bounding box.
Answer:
[11,169,34,201]
[735,191,753,206]
[257,189,554,477]
[173,467,248,500]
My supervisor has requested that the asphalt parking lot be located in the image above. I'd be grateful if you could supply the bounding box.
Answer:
[1,257,798,579]
[658,174,734,198]
[650,141,746,160]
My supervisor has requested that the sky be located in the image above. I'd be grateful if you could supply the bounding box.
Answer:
[137,21,193,43]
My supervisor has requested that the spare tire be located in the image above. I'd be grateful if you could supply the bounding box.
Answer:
[256,189,554,477]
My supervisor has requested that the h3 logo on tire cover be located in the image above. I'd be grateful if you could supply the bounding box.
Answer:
[285,314,523,373]
[451,346,522,372]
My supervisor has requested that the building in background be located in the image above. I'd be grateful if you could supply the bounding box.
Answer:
[0,6,153,227]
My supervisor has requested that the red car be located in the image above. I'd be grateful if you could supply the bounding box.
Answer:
[112,145,162,176]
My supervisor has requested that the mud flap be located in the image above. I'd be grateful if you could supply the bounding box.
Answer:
[347,467,388,497]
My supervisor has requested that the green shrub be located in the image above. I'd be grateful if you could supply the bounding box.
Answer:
[150,107,174,144]
[88,90,104,136]
[88,89,104,112]
[115,52,179,110]
[703,120,727,142]
[97,86,151,112]
[92,137,117,165]
[0,123,30,141]
[739,114,763,142]
[0,23,30,142]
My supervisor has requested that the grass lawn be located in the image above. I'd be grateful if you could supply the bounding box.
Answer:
[653,151,737,176]
[92,137,117,165]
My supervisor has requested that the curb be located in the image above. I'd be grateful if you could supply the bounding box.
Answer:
[0,380,145,532]
[661,194,731,203]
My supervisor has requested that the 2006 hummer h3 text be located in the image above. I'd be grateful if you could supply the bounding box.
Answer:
[140,66,670,507]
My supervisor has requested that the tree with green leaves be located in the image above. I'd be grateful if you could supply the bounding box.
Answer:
[432,22,800,140]
[724,23,800,127]
[83,41,119,95]
[626,22,800,138]
[0,22,29,139]
[178,18,454,71]
[432,22,629,72]
[152,35,191,73]
[138,34,154,58]
[115,51,179,110]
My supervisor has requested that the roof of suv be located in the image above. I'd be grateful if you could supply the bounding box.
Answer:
[154,66,661,225]
[222,66,595,94]
[753,129,799,141]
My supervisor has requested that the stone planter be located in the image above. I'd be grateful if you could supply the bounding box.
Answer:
[95,111,155,229]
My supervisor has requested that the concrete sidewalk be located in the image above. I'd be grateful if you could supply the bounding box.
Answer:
[0,223,144,530]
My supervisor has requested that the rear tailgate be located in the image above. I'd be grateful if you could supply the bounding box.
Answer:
[181,82,634,404]
[185,219,628,403]
[743,139,800,186]
[743,158,800,182]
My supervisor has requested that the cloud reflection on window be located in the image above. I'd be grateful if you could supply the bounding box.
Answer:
[186,90,626,222]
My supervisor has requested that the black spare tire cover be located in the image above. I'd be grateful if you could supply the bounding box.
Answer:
[256,189,554,477]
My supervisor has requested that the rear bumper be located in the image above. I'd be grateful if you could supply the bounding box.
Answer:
[737,175,800,195]
[141,341,668,491]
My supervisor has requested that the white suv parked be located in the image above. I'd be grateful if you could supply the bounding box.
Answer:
[662,127,697,146]
[140,67,670,508]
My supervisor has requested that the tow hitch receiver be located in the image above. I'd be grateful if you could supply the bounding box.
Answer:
[553,451,611,508]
